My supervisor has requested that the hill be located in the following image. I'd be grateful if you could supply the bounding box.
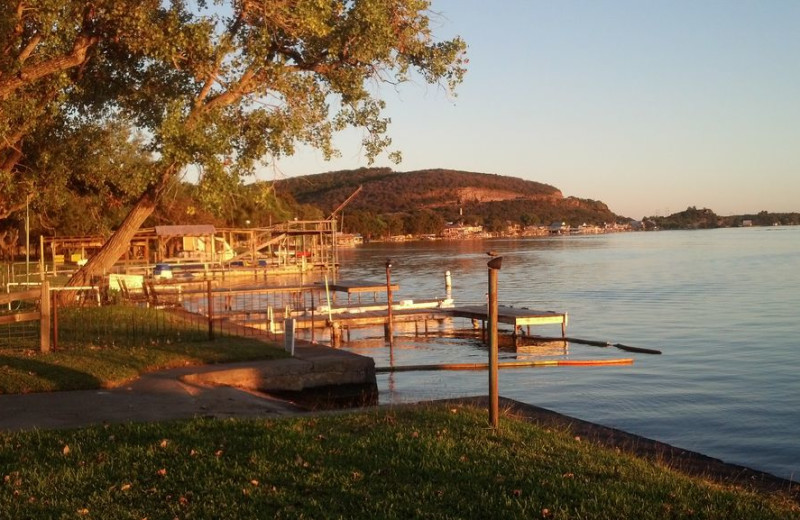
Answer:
[274,168,627,237]
[644,207,800,230]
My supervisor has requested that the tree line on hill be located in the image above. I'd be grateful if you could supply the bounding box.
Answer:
[276,167,628,239]
[644,207,800,230]
[0,165,626,259]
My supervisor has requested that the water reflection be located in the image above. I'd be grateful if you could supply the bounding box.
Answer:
[336,228,800,480]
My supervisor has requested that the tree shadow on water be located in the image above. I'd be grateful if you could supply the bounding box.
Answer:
[0,355,102,393]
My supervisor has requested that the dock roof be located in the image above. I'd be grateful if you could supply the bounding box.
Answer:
[154,225,216,236]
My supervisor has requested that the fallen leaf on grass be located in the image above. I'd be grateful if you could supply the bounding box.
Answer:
[62,445,70,456]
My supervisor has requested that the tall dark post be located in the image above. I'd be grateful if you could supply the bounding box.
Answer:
[385,258,394,347]
[487,255,503,429]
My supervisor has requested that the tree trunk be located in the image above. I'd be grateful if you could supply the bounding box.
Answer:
[60,165,174,304]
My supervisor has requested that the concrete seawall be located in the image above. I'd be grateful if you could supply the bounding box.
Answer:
[181,343,378,408]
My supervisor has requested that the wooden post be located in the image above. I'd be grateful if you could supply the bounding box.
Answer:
[207,279,214,340]
[487,255,503,429]
[39,280,50,353]
[39,235,45,280]
[310,289,316,343]
[284,318,295,355]
[385,258,394,346]
[52,289,58,351]
[331,321,342,347]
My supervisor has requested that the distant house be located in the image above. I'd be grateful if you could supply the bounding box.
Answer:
[337,233,364,247]
[442,223,484,239]
[548,221,568,235]
[742,220,753,227]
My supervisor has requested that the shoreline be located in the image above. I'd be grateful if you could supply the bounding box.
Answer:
[410,396,800,502]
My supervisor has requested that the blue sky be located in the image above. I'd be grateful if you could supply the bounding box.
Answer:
[268,1,800,220]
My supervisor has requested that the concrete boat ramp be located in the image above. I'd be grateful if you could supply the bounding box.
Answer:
[0,344,377,432]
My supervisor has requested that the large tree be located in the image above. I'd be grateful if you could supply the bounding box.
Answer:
[0,1,161,219]
[1,0,466,286]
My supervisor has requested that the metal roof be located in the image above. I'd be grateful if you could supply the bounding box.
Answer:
[154,225,216,236]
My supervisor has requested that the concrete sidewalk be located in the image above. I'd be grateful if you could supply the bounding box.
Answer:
[0,344,376,432]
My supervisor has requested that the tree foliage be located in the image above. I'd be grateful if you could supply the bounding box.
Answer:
[1,0,467,284]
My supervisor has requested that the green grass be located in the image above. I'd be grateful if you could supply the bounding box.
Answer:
[0,404,796,519]
[0,306,288,394]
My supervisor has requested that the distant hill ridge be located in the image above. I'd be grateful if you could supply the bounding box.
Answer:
[274,167,625,230]
[281,167,565,210]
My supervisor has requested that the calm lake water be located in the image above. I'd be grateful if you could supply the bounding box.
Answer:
[334,227,800,481]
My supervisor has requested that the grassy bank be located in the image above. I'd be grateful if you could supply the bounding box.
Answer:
[0,306,287,394]
[1,404,797,519]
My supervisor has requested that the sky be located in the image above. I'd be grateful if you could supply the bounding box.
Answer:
[266,1,800,220]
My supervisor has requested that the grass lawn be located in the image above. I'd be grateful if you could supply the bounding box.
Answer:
[0,404,797,519]
[0,306,288,394]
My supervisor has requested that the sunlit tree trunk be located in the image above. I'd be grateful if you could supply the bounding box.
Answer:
[61,165,175,302]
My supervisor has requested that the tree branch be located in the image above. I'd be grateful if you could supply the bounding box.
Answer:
[0,32,99,101]
[188,66,256,128]
[17,33,42,64]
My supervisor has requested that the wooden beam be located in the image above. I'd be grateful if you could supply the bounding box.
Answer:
[0,311,40,325]
[0,288,40,305]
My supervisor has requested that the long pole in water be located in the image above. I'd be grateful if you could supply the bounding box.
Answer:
[376,358,634,373]
[533,335,662,355]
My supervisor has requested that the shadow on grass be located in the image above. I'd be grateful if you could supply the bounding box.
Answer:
[0,355,102,393]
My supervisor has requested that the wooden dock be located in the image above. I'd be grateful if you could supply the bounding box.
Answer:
[212,301,564,332]
[450,305,568,338]
[161,276,568,347]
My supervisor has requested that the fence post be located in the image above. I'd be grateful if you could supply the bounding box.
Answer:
[52,288,58,351]
[39,235,45,280]
[207,279,214,340]
[40,280,50,353]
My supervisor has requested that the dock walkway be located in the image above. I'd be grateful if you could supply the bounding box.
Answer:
[298,305,568,343]
[450,305,568,338]
[153,278,567,344]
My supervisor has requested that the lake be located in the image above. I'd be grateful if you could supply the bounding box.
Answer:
[334,227,800,481]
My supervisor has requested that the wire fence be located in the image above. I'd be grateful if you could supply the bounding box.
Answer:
[0,261,348,351]
[0,292,229,352]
